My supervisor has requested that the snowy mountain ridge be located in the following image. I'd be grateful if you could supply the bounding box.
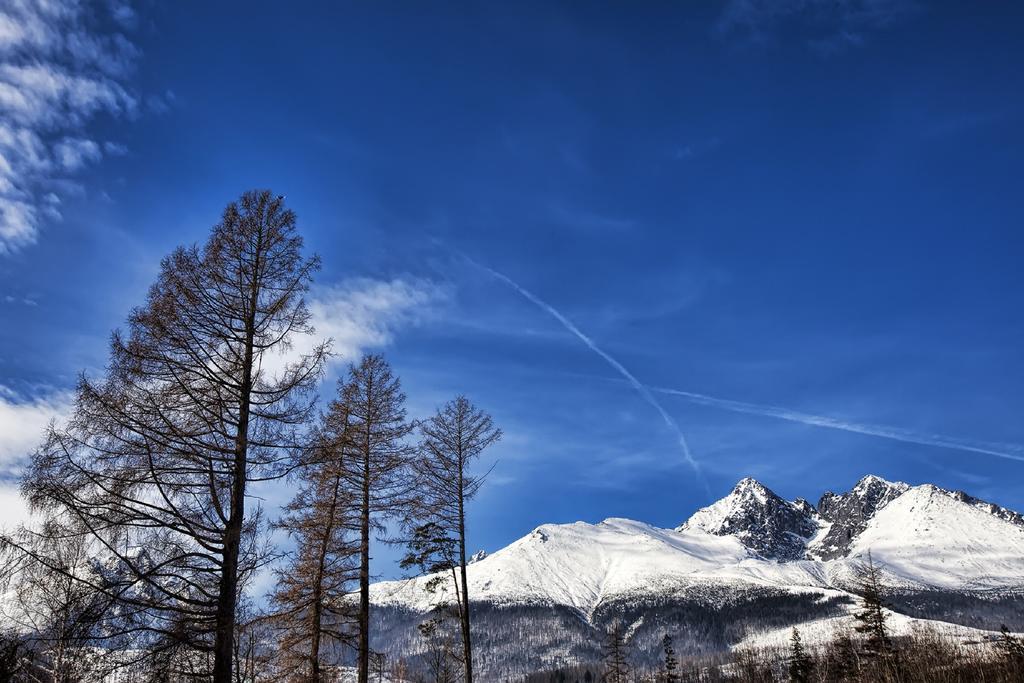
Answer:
[370,474,1024,614]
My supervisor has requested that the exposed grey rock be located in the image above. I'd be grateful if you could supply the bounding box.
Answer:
[681,477,818,560]
[812,474,909,560]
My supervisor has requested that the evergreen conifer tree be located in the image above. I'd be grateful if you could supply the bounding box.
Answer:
[787,627,813,682]
[831,630,859,680]
[853,551,896,663]
[660,633,679,683]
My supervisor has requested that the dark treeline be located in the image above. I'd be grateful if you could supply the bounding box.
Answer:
[523,625,1024,683]
[0,191,501,683]
[521,563,1024,683]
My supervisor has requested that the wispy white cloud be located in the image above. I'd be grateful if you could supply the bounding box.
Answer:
[260,277,448,380]
[3,293,37,306]
[54,137,102,170]
[0,385,74,478]
[145,88,176,115]
[103,140,128,155]
[0,0,140,254]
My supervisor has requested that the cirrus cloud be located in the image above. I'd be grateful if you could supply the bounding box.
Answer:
[0,384,74,479]
[259,277,449,381]
[0,0,141,254]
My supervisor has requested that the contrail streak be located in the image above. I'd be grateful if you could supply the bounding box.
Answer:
[651,386,1024,463]
[459,254,709,492]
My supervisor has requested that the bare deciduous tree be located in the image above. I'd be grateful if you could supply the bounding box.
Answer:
[403,396,501,683]
[601,620,630,683]
[417,616,460,683]
[0,530,113,682]
[7,190,325,682]
[269,405,359,681]
[329,354,416,683]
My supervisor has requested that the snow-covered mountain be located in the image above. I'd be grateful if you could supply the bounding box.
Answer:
[368,475,1024,677]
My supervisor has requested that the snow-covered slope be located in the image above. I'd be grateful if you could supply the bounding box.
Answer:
[372,475,1024,617]
[848,483,1024,589]
[372,517,751,615]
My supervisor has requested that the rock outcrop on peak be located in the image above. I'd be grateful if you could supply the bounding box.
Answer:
[813,475,910,560]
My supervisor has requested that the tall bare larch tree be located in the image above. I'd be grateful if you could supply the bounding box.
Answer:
[8,190,326,682]
[601,621,630,683]
[405,396,501,683]
[329,354,416,683]
[269,403,360,681]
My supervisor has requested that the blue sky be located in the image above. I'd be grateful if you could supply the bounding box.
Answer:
[1,1,1023,575]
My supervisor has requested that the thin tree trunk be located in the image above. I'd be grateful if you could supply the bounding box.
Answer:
[358,419,372,683]
[309,577,323,682]
[309,471,343,681]
[458,468,473,683]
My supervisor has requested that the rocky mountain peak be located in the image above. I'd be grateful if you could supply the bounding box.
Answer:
[812,474,910,560]
[852,474,908,497]
[680,478,817,560]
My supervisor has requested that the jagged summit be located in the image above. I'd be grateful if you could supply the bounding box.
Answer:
[853,473,903,488]
[850,473,910,499]
[734,475,770,492]
[678,477,817,560]
[813,474,910,560]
